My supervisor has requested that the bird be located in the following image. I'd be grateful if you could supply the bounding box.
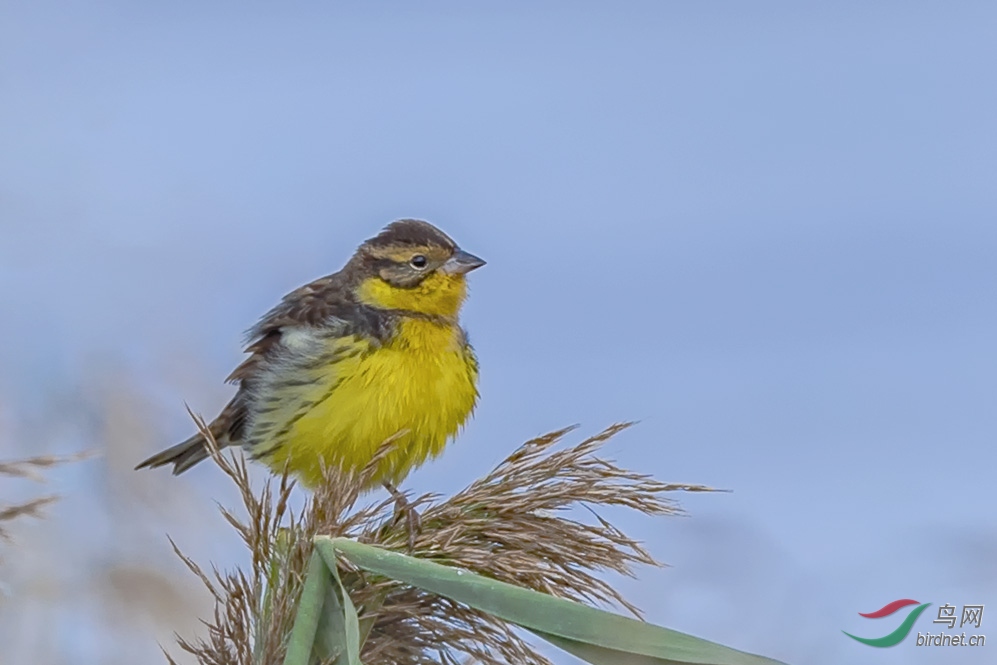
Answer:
[136,219,485,493]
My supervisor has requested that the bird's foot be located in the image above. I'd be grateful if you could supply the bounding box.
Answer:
[383,481,421,552]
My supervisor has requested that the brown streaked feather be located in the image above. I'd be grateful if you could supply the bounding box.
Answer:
[134,396,247,474]
[243,272,350,343]
[225,329,283,384]
[137,277,394,475]
[134,274,347,475]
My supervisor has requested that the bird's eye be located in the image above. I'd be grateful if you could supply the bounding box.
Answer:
[409,255,428,269]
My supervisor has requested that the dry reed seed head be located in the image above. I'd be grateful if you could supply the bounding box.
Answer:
[0,451,94,481]
[170,419,719,664]
[1,452,90,543]
[0,496,60,541]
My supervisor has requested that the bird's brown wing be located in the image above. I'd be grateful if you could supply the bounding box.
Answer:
[136,269,397,476]
[242,272,354,342]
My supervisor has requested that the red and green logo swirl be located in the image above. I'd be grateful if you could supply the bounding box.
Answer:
[843,599,931,647]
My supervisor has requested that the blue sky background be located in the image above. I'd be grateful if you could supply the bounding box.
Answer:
[1,2,995,664]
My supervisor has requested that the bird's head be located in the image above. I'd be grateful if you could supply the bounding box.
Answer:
[353,219,485,318]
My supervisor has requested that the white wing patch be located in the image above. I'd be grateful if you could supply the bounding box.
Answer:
[280,326,322,353]
[241,322,368,459]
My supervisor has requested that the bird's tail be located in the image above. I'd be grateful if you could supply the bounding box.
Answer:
[135,407,238,475]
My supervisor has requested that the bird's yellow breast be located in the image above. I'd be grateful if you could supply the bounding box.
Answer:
[262,317,478,488]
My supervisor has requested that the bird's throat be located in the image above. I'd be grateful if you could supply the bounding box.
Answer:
[356,272,468,318]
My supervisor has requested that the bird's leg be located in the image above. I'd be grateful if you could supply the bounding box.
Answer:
[383,481,421,551]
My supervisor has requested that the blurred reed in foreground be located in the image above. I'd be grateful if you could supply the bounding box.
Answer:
[0,453,88,542]
[168,420,715,665]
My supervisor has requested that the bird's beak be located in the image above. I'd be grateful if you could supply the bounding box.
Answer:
[441,249,486,275]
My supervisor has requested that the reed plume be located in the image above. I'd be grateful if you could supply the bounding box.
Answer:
[168,418,715,665]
